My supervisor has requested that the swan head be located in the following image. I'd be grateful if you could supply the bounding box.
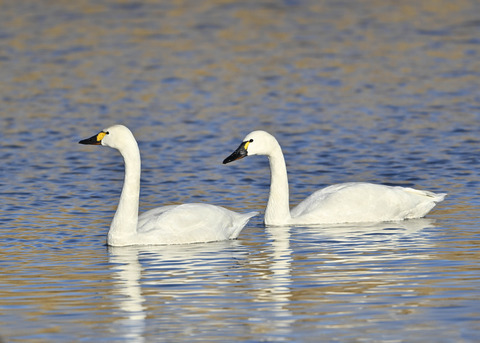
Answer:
[223,130,278,164]
[79,124,136,151]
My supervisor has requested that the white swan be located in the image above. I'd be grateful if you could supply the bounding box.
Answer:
[79,125,257,246]
[223,130,445,226]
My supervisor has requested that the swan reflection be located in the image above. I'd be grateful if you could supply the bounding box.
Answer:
[247,225,295,336]
[107,241,248,340]
[293,218,437,265]
[109,246,146,343]
[106,218,437,340]
[305,217,436,238]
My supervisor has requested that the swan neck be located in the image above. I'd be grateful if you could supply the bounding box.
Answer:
[108,141,141,244]
[265,144,291,225]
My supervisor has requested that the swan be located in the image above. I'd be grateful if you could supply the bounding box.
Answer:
[79,125,257,246]
[223,130,445,226]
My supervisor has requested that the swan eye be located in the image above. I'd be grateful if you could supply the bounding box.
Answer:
[243,138,253,150]
[105,131,110,135]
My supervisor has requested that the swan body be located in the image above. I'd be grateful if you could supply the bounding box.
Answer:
[79,125,257,246]
[223,130,445,226]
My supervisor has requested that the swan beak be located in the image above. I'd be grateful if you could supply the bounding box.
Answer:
[223,141,249,164]
[79,132,106,145]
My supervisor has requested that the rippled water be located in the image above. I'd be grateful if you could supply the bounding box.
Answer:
[1,0,480,342]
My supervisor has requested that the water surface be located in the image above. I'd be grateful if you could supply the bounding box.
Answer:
[1,0,480,342]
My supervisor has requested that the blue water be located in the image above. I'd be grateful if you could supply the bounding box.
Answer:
[1,0,480,342]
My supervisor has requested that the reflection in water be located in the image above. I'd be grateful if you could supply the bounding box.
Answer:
[109,247,146,343]
[105,219,446,341]
[259,225,294,337]
[107,236,298,340]
[107,241,251,341]
[243,219,437,337]
[318,217,435,238]
[300,218,436,262]
[309,218,436,237]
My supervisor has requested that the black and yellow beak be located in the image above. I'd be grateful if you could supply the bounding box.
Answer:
[223,140,251,164]
[79,131,107,145]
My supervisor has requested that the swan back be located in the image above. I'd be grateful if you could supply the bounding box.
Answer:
[290,182,445,225]
[137,204,258,245]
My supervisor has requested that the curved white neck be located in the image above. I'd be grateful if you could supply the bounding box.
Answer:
[108,141,141,244]
[264,143,292,226]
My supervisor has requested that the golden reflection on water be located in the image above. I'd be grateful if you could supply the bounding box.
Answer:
[2,0,478,120]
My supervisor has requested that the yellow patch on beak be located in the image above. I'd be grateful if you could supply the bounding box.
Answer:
[97,132,107,141]
[244,141,250,150]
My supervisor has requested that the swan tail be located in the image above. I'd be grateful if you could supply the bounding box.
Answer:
[228,211,258,239]
[431,192,447,203]
[401,189,446,219]
[404,188,447,203]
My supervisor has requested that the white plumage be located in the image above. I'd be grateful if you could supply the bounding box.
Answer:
[223,130,445,226]
[80,125,257,246]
